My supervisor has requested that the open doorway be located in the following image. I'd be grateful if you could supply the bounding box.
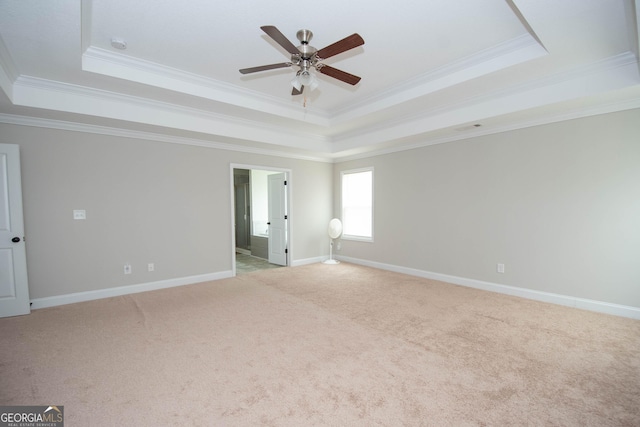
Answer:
[231,165,291,275]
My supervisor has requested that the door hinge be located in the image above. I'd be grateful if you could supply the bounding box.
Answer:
[284,215,287,219]
[284,180,287,185]
[285,249,288,254]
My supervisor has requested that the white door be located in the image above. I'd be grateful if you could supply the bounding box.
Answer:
[0,144,30,317]
[267,173,287,266]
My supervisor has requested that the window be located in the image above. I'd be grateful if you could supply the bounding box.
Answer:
[341,167,373,241]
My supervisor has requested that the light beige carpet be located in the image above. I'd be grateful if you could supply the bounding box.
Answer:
[1,263,639,426]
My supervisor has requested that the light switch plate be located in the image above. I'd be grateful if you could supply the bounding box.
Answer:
[73,210,86,220]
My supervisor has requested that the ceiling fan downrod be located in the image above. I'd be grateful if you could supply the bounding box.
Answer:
[291,29,319,69]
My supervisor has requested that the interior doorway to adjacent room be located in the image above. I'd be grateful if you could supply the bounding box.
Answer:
[230,165,291,275]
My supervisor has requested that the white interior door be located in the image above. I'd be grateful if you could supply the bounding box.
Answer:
[0,143,30,317]
[267,173,287,266]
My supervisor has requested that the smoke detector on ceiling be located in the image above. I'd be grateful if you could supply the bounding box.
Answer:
[110,38,127,50]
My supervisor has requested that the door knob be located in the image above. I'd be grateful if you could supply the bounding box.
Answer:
[12,237,20,243]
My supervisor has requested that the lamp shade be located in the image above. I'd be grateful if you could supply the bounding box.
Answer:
[291,77,303,91]
[299,70,312,85]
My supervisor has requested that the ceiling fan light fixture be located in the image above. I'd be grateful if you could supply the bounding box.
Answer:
[308,74,319,91]
[291,69,319,92]
[299,70,312,85]
[291,76,303,91]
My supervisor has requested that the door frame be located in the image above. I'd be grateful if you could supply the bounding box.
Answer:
[229,164,292,276]
[233,180,250,251]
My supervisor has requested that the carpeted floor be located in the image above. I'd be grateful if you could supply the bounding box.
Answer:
[1,263,639,426]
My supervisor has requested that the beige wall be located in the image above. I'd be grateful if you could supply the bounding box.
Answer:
[0,123,333,299]
[3,107,639,309]
[334,109,640,308]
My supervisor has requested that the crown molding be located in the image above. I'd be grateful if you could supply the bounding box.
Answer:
[334,97,640,162]
[4,51,639,163]
[11,75,333,153]
[2,93,638,165]
[78,0,327,125]
[331,52,640,150]
[0,113,334,163]
[82,46,331,127]
[330,33,548,124]
[81,31,548,130]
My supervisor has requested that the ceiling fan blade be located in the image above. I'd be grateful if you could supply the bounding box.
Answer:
[318,65,361,85]
[261,26,299,55]
[239,63,291,74]
[316,33,364,60]
[292,85,304,96]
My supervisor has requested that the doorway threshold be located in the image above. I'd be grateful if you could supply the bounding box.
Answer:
[236,253,283,275]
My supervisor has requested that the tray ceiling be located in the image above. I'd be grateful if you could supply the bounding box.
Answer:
[0,0,639,161]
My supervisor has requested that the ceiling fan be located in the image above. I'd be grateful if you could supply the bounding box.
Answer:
[239,26,364,96]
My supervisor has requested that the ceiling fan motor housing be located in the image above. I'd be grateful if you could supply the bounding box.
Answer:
[296,29,317,60]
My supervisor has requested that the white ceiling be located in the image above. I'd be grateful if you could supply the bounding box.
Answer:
[0,0,639,161]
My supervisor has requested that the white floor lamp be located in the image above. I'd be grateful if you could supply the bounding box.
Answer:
[323,218,343,265]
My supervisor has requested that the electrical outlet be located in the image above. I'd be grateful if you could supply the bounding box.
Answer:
[124,264,132,275]
[497,263,505,274]
[148,263,155,272]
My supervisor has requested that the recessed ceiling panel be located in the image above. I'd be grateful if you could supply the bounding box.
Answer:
[86,0,529,109]
[0,0,637,160]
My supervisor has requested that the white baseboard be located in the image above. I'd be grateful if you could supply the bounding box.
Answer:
[336,256,640,320]
[30,258,640,320]
[291,256,326,267]
[30,257,322,309]
[30,271,233,310]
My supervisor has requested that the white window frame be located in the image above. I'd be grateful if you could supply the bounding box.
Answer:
[340,167,374,242]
